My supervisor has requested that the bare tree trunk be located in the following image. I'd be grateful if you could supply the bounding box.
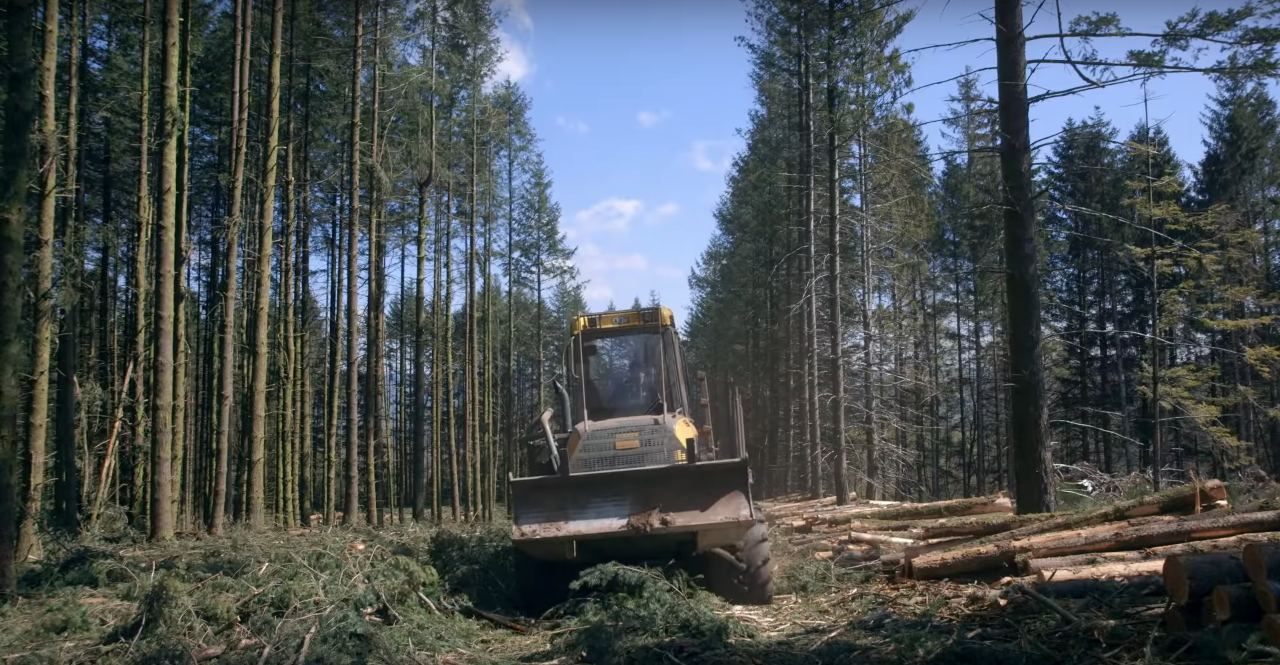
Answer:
[432,187,444,521]
[994,0,1053,514]
[54,0,86,534]
[467,85,479,519]
[802,26,822,500]
[171,0,192,529]
[211,0,252,535]
[365,1,382,527]
[324,185,342,524]
[298,46,314,526]
[1,0,39,597]
[344,0,364,526]
[414,23,438,517]
[130,0,153,526]
[246,0,285,530]
[148,0,182,542]
[18,0,60,564]
[280,0,298,527]
[446,180,459,521]
[825,0,847,505]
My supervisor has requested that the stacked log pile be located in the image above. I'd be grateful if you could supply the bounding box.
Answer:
[763,480,1280,640]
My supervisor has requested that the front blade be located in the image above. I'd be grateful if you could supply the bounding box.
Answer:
[509,458,755,544]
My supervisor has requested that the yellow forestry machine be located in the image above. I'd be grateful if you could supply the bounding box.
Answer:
[507,304,773,610]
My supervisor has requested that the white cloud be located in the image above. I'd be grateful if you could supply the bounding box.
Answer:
[687,139,738,173]
[556,115,590,134]
[645,202,680,224]
[636,110,670,128]
[584,282,614,302]
[494,0,533,32]
[574,198,643,234]
[576,241,649,273]
[492,30,533,85]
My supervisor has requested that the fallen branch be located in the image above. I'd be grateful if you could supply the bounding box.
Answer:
[292,624,317,665]
[1016,583,1078,624]
[462,605,528,633]
[191,638,263,663]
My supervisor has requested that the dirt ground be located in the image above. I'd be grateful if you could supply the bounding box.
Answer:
[1,517,1276,665]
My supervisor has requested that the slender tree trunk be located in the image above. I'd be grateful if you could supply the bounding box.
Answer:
[825,0,847,505]
[344,0,364,526]
[324,186,342,524]
[246,0,285,530]
[1,0,39,597]
[446,179,459,520]
[484,141,496,521]
[279,0,298,527]
[298,51,314,526]
[994,0,1053,514]
[148,0,182,542]
[432,187,444,521]
[18,0,61,563]
[365,1,382,527]
[412,17,438,519]
[130,0,153,526]
[54,0,86,533]
[171,0,192,529]
[803,33,822,500]
[505,99,517,491]
[211,0,252,535]
[467,85,479,519]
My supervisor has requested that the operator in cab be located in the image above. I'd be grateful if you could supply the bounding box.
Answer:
[611,359,660,415]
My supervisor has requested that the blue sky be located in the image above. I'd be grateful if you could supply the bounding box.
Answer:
[491,0,1242,324]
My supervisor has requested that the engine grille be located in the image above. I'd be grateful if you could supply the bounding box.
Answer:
[570,423,681,473]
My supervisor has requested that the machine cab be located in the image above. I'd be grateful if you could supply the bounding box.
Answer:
[567,306,691,426]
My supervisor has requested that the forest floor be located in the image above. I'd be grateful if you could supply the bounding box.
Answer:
[2,508,1276,665]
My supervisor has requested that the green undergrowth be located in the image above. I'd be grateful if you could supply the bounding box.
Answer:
[3,522,1279,664]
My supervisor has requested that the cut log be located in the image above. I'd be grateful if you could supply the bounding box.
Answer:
[885,536,979,576]
[1009,515,1179,549]
[1035,559,1165,583]
[1254,579,1280,614]
[835,550,881,566]
[1023,532,1280,575]
[851,495,1012,522]
[812,550,835,561]
[913,510,1280,581]
[843,531,916,547]
[1164,552,1250,605]
[965,480,1227,549]
[761,494,858,519]
[1243,543,1280,585]
[1163,601,1207,633]
[825,512,1051,538]
[1263,614,1280,647]
[1208,583,1261,624]
[1035,575,1166,599]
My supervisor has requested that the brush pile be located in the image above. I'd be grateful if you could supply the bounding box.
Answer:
[763,479,1280,642]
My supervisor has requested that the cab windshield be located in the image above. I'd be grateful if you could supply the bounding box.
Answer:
[578,331,666,420]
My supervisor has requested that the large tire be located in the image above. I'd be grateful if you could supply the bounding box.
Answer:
[703,504,774,605]
[513,548,580,615]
